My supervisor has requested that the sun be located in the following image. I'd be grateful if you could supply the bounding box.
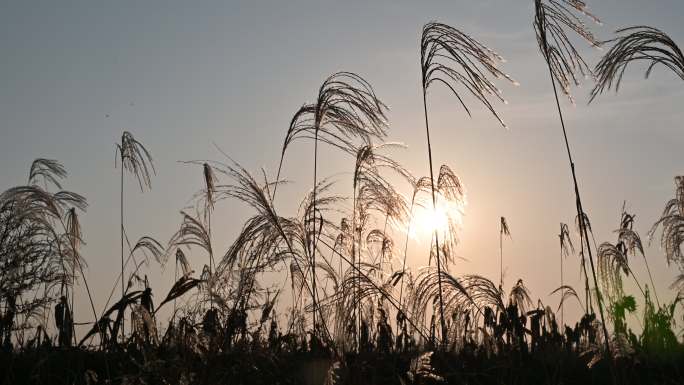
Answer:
[409,194,464,240]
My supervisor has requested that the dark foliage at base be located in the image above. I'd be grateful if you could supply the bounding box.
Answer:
[2,344,683,385]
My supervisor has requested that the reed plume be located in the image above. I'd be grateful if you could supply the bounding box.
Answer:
[534,0,600,104]
[29,159,67,189]
[509,279,532,313]
[591,26,683,101]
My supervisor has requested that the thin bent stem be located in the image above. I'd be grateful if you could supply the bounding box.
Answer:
[208,209,214,311]
[580,230,592,313]
[500,228,503,290]
[173,259,177,323]
[120,162,125,341]
[642,255,660,307]
[627,265,646,299]
[272,155,286,205]
[352,175,359,350]
[358,223,363,348]
[560,246,564,326]
[543,36,612,359]
[311,130,319,336]
[422,88,447,348]
[398,197,416,309]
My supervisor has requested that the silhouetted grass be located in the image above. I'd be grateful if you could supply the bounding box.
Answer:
[1,6,684,385]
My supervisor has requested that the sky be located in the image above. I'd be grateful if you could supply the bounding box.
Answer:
[1,0,683,337]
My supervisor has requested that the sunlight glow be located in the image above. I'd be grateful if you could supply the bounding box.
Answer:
[409,193,465,240]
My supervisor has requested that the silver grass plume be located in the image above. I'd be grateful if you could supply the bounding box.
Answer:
[509,279,533,313]
[534,0,601,104]
[116,131,155,192]
[273,71,389,200]
[29,159,67,189]
[592,26,683,101]
[421,22,518,127]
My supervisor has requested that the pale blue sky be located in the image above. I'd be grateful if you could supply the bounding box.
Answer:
[1,0,683,333]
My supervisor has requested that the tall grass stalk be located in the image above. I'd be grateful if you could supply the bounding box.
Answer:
[534,0,612,359]
[275,72,388,341]
[420,22,515,346]
[115,131,154,340]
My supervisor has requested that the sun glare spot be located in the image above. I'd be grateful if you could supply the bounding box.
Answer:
[409,194,464,241]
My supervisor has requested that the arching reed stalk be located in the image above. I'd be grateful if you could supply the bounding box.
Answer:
[275,72,388,338]
[499,217,511,290]
[591,26,683,101]
[533,0,613,358]
[420,21,515,347]
[115,131,155,340]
